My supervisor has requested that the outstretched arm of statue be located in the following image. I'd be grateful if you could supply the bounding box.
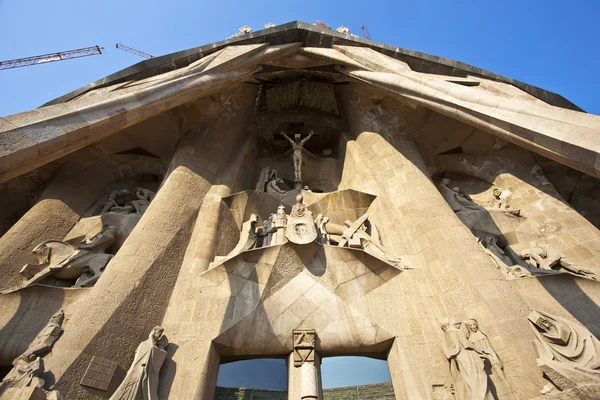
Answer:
[300,130,314,145]
[281,131,295,146]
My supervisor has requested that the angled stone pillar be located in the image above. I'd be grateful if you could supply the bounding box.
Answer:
[41,84,257,400]
[289,329,322,400]
[335,85,545,399]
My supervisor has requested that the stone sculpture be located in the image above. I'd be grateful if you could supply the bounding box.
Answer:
[431,383,455,400]
[438,179,484,213]
[101,188,155,215]
[261,213,276,247]
[441,318,507,400]
[281,130,314,184]
[0,312,64,399]
[272,205,288,246]
[23,310,64,358]
[527,310,600,390]
[266,177,287,194]
[110,326,168,400]
[314,214,330,245]
[17,224,117,289]
[255,167,277,192]
[130,187,155,214]
[285,194,317,244]
[482,237,513,266]
[225,214,258,258]
[337,213,405,269]
[0,354,45,393]
[492,188,520,216]
[520,244,598,280]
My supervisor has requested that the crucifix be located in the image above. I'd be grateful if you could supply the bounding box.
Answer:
[281,130,314,186]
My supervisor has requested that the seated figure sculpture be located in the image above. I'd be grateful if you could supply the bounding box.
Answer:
[527,310,600,390]
[17,224,117,289]
[266,177,287,195]
[285,194,317,244]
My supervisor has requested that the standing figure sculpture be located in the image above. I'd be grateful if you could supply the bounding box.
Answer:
[441,320,491,400]
[110,326,168,400]
[281,130,314,185]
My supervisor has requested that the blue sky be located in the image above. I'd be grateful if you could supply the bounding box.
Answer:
[1,0,599,117]
[217,356,391,390]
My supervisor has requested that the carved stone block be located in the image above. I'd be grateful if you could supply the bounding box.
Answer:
[293,329,316,367]
[80,356,118,391]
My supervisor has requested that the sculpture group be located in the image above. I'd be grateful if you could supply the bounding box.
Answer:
[0,311,64,399]
[224,192,405,270]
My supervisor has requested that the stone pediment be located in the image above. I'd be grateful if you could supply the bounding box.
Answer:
[197,242,398,356]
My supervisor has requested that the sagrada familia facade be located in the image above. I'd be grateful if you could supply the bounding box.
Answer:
[0,21,599,400]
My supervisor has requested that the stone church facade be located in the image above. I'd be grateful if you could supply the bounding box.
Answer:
[0,21,599,400]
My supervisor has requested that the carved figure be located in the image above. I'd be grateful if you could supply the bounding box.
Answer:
[226,214,258,257]
[527,310,600,389]
[285,194,317,244]
[101,188,155,215]
[18,224,117,289]
[130,187,155,214]
[441,321,490,400]
[314,214,330,245]
[255,167,277,192]
[482,237,513,266]
[110,326,168,400]
[520,244,597,280]
[492,188,520,216]
[281,130,314,184]
[337,213,405,269]
[261,214,276,247]
[459,320,503,370]
[0,354,44,392]
[0,312,64,399]
[439,179,484,213]
[23,310,64,358]
[101,189,134,214]
[272,205,288,245]
[266,178,287,194]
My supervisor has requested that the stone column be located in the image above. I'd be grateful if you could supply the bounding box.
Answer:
[289,329,322,400]
[42,84,258,400]
[335,85,546,399]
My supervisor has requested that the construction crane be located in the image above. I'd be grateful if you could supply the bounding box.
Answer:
[0,46,103,70]
[116,43,154,59]
[361,25,372,41]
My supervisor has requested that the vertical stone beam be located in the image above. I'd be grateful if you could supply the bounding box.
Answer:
[42,84,258,400]
[290,329,321,400]
[180,137,255,275]
[336,85,545,399]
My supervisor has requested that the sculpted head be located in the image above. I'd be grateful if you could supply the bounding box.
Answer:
[151,326,165,342]
[295,134,301,141]
[493,188,502,198]
[296,194,303,204]
[464,319,479,332]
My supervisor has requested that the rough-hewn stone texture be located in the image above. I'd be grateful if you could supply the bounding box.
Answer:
[1,21,599,400]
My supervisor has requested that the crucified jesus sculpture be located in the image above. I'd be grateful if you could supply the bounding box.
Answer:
[281,130,314,184]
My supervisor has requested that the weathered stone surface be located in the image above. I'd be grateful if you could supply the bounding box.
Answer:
[0,21,599,400]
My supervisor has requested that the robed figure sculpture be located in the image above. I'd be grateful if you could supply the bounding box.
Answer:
[110,326,168,400]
